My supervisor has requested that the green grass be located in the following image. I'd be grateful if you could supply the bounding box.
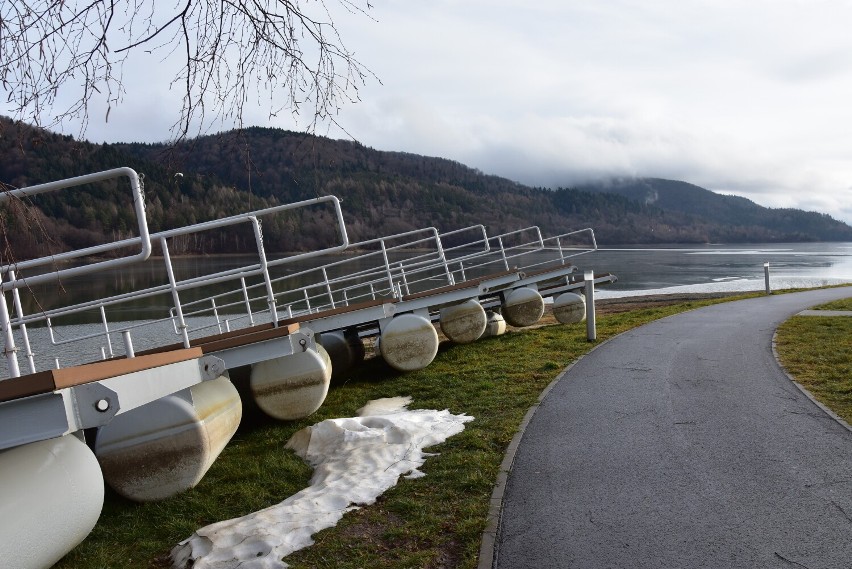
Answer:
[58,291,825,569]
[810,297,852,311]
[775,301,852,424]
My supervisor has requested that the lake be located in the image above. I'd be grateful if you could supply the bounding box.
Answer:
[12,241,852,314]
[3,241,850,374]
[580,242,852,297]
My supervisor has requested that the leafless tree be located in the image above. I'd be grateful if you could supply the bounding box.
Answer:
[0,0,375,140]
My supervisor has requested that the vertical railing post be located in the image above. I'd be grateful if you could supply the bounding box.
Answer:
[556,236,566,265]
[585,270,597,342]
[240,277,255,325]
[399,263,411,296]
[498,237,510,271]
[211,298,223,334]
[434,231,455,286]
[459,261,467,282]
[322,267,336,309]
[380,240,395,296]
[7,269,35,374]
[250,217,279,325]
[0,274,21,378]
[99,305,115,357]
[161,237,191,348]
[303,289,313,313]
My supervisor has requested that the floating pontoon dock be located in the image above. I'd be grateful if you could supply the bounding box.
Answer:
[0,167,613,568]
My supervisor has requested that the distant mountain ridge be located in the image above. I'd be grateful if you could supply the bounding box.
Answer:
[1,118,850,260]
[576,178,852,242]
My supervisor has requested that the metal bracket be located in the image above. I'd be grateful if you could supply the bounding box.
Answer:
[71,382,120,429]
[199,355,226,380]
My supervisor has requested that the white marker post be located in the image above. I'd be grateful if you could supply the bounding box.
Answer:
[585,270,597,341]
[764,262,771,295]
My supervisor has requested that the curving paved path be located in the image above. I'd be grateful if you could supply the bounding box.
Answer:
[493,288,852,569]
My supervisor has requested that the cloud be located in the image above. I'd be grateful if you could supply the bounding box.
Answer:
[6,0,852,224]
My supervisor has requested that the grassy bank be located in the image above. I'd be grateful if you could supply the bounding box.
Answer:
[775,297,852,424]
[57,290,847,569]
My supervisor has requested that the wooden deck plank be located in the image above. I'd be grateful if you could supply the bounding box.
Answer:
[0,348,204,403]
[192,323,301,353]
[135,321,299,357]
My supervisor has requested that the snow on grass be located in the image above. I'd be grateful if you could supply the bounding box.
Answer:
[171,396,473,569]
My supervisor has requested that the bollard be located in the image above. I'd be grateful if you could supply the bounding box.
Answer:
[584,270,597,341]
[764,262,771,295]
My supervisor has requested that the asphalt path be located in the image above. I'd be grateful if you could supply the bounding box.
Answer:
[493,288,852,569]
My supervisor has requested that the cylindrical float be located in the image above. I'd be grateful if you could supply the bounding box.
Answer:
[0,435,104,569]
[250,346,331,420]
[95,375,242,502]
[318,330,365,382]
[440,299,487,344]
[479,311,507,339]
[379,313,439,372]
[502,287,545,327]
[553,292,586,324]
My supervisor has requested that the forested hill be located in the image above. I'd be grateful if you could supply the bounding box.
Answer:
[1,118,850,259]
[577,178,852,242]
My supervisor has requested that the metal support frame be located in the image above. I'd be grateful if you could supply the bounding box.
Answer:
[204,330,316,370]
[0,355,224,451]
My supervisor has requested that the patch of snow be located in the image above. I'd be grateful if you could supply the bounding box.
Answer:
[171,396,473,569]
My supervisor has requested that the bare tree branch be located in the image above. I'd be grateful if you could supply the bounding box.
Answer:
[0,0,376,141]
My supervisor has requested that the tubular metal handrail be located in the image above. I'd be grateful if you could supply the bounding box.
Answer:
[1,168,152,377]
[1,187,349,376]
[162,224,493,336]
[0,167,152,288]
[164,223,597,338]
[174,223,597,337]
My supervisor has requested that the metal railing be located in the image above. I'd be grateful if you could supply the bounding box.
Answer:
[171,225,484,327]
[1,184,349,376]
[166,223,597,336]
[1,166,598,379]
[1,168,152,377]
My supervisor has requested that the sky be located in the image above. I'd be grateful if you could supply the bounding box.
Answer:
[11,0,852,224]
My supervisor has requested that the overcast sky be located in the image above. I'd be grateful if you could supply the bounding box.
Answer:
[20,0,852,224]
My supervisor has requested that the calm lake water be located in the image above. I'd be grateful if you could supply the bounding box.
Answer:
[4,242,851,374]
[579,242,852,296]
[13,241,852,313]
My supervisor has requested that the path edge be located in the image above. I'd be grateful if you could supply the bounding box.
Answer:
[771,325,852,435]
[476,333,619,569]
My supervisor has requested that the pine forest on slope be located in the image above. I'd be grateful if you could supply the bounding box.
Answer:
[1,117,850,260]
